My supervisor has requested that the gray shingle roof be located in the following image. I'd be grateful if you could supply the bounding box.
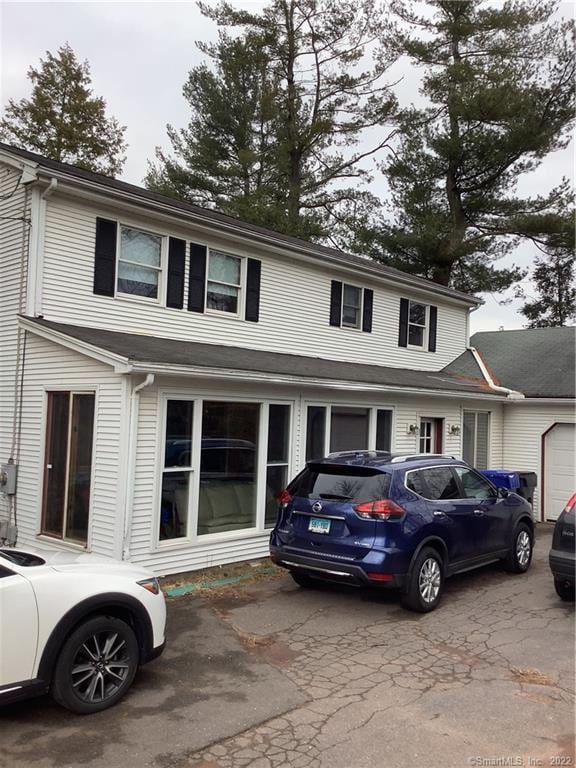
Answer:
[24,318,498,397]
[444,327,575,398]
[1,142,480,306]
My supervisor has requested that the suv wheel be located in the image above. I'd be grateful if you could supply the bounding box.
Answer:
[402,547,444,613]
[52,615,139,714]
[554,577,575,602]
[503,523,533,573]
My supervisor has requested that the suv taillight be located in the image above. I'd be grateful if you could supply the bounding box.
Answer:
[564,494,576,513]
[353,499,405,520]
[277,489,292,508]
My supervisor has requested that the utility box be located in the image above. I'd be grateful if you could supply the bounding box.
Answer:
[0,463,18,495]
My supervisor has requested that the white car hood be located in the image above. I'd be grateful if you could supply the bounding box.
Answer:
[2,546,154,580]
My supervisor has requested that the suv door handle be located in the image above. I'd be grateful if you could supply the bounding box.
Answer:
[473,509,485,516]
[433,510,445,517]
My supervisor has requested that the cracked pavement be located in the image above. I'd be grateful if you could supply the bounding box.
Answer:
[1,525,574,768]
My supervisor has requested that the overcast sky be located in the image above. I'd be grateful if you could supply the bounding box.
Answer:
[1,1,573,333]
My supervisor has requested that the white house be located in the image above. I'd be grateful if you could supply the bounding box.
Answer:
[0,143,573,576]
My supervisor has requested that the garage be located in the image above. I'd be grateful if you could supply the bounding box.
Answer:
[544,423,576,521]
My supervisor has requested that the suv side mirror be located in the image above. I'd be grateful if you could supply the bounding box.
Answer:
[497,486,509,499]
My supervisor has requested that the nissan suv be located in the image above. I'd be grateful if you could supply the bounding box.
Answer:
[270,452,535,612]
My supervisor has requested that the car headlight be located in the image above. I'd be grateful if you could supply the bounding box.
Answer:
[137,577,161,595]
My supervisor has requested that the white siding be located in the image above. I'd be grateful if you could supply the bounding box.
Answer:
[502,402,576,520]
[11,334,127,557]
[0,165,30,525]
[40,194,469,372]
[128,376,502,576]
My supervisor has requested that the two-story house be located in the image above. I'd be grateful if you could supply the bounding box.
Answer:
[1,144,573,576]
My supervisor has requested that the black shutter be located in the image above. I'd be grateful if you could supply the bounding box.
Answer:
[398,297,409,347]
[245,258,261,322]
[362,289,373,333]
[329,281,343,326]
[188,243,207,312]
[428,305,438,352]
[166,237,186,309]
[93,218,117,296]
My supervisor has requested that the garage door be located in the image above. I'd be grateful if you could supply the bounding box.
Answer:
[544,423,576,521]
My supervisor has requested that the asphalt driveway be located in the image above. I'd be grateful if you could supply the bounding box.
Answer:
[1,525,574,768]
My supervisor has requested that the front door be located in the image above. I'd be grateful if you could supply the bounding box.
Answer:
[420,418,443,454]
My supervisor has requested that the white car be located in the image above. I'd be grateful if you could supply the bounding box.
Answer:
[0,547,166,714]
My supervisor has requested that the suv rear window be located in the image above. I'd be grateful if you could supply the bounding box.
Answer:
[290,465,391,503]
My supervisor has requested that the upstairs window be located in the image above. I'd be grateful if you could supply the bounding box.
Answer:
[408,301,428,348]
[206,250,242,314]
[398,298,438,352]
[117,226,163,299]
[342,284,363,329]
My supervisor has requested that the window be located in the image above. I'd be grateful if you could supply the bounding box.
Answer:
[290,466,391,503]
[305,404,393,460]
[117,226,162,299]
[419,418,443,454]
[206,250,242,314]
[408,301,428,348]
[462,411,490,469]
[341,284,362,329]
[161,400,194,541]
[198,401,259,535]
[454,467,495,500]
[265,405,291,527]
[42,392,95,544]
[330,407,369,453]
[406,467,459,500]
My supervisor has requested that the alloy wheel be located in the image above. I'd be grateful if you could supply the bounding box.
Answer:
[516,530,531,567]
[71,631,131,704]
[418,557,441,604]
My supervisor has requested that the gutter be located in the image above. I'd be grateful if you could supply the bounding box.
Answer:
[468,347,525,400]
[122,373,155,560]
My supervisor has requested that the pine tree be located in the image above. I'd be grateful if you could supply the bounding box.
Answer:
[0,43,126,176]
[147,0,396,241]
[353,0,575,292]
[519,214,576,327]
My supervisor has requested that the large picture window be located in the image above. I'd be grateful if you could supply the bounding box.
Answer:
[42,392,95,544]
[117,226,162,299]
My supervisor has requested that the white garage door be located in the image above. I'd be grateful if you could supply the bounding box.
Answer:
[544,423,576,521]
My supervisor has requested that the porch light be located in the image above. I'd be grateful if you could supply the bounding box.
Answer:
[407,424,419,435]
[448,424,461,436]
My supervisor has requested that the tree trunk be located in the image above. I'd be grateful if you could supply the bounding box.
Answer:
[283,0,302,231]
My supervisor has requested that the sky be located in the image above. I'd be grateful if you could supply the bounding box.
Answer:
[1,0,573,333]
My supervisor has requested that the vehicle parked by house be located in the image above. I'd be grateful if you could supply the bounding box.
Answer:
[270,452,535,612]
[0,547,166,713]
[549,493,576,601]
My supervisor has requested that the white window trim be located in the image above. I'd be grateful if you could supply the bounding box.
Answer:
[341,283,364,331]
[407,300,429,350]
[154,394,294,550]
[304,401,396,462]
[205,248,246,319]
[115,223,168,305]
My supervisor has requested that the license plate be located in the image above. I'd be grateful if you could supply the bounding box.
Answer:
[309,517,330,534]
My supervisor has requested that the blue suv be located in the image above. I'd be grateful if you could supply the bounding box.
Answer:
[270,452,535,612]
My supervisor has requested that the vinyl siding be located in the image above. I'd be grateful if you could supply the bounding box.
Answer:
[40,194,469,372]
[502,402,576,520]
[0,165,30,525]
[128,376,502,576]
[10,333,127,557]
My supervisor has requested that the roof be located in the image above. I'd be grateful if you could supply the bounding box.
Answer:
[22,317,500,399]
[0,142,480,307]
[445,327,576,398]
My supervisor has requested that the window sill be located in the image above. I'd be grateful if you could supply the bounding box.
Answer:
[154,526,270,551]
[35,534,88,552]
[115,293,162,308]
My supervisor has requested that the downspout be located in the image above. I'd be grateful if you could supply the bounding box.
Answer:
[122,373,155,560]
[468,347,524,400]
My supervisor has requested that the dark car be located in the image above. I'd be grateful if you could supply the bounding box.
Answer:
[549,494,575,601]
[270,451,535,612]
